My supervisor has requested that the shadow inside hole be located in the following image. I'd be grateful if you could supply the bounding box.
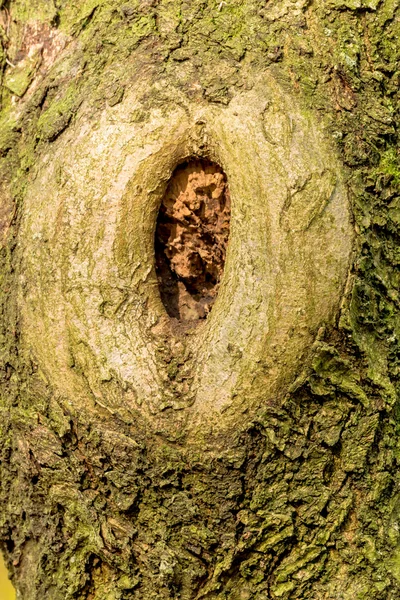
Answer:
[155,159,231,323]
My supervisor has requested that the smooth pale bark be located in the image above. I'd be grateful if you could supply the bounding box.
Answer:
[0,1,399,599]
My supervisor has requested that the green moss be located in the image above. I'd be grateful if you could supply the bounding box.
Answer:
[274,546,326,584]
[329,0,380,8]
[0,114,19,157]
[374,148,400,187]
[389,547,400,583]
[4,50,41,97]
[271,581,295,597]
[36,84,82,141]
[7,0,58,24]
[57,0,101,34]
[310,344,370,406]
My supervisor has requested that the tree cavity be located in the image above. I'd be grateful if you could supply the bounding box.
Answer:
[155,159,231,322]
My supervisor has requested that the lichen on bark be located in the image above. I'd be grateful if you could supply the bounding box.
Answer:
[0,1,400,600]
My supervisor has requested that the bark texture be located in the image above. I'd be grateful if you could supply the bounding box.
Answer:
[0,1,400,599]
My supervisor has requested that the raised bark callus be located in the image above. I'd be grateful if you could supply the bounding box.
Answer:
[0,2,399,599]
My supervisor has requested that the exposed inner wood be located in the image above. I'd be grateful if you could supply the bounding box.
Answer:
[155,159,231,322]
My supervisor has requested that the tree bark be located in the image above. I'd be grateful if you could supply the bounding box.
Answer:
[1,1,400,599]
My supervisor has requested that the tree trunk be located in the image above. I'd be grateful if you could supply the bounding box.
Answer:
[1,1,399,599]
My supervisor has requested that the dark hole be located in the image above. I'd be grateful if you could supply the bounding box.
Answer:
[155,159,231,322]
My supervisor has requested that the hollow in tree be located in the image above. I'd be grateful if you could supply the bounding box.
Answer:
[155,159,231,322]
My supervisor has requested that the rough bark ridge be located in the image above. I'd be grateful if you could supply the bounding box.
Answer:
[0,1,399,599]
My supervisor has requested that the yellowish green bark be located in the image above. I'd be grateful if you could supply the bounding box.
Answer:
[0,553,15,600]
[0,1,400,599]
